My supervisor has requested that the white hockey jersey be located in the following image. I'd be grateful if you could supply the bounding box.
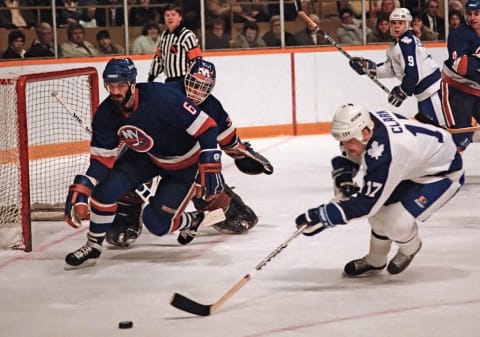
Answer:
[325,109,463,225]
[376,31,441,101]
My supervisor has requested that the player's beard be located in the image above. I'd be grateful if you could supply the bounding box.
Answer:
[110,87,132,107]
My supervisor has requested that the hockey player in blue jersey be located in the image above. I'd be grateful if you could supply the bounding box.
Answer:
[64,58,227,269]
[295,104,464,276]
[349,8,445,126]
[441,0,480,151]
[105,58,274,247]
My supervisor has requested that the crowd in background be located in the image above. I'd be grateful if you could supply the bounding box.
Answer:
[0,0,466,60]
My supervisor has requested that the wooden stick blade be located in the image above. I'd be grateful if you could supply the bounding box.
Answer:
[170,293,212,316]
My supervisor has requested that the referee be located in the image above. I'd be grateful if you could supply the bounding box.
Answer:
[148,3,202,83]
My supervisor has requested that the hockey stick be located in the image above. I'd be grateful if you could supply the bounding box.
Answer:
[293,0,390,94]
[447,125,480,134]
[170,224,308,316]
[51,91,93,134]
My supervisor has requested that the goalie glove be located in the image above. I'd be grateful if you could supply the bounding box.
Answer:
[64,174,95,228]
[388,86,407,107]
[349,57,377,76]
[197,149,225,201]
[222,137,273,175]
[295,205,334,236]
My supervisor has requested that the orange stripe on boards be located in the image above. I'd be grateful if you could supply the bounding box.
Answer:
[0,140,89,165]
[236,122,331,139]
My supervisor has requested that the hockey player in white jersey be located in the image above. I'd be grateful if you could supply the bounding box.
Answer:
[349,8,445,126]
[295,104,464,276]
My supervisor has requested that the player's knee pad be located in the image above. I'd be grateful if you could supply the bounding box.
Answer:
[142,204,174,236]
[369,203,416,242]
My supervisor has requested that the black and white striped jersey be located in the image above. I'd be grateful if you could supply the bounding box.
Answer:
[148,26,202,81]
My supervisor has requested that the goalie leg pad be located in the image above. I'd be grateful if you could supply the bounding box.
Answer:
[214,185,258,234]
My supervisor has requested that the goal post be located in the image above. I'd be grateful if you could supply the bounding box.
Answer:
[0,67,99,252]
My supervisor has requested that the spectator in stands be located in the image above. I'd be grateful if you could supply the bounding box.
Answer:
[411,9,437,40]
[0,0,37,29]
[421,0,445,40]
[337,7,368,45]
[96,29,124,55]
[95,0,125,26]
[369,0,399,19]
[205,17,230,50]
[131,20,160,54]
[206,0,242,30]
[56,0,91,28]
[262,15,295,47]
[1,29,26,59]
[293,13,327,46]
[448,9,462,29]
[448,0,464,16]
[266,2,297,21]
[25,22,55,58]
[129,0,160,26]
[232,21,266,49]
[367,14,392,43]
[60,23,99,57]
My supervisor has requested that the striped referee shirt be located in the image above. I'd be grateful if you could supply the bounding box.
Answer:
[148,26,202,81]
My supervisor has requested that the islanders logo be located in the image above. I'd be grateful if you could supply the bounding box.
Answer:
[118,125,153,152]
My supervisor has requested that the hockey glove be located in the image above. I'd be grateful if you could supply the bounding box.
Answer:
[349,57,376,76]
[197,149,225,201]
[222,137,273,175]
[64,174,95,228]
[388,86,407,107]
[332,169,359,199]
[295,205,334,236]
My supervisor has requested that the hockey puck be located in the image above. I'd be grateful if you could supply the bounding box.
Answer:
[118,321,133,329]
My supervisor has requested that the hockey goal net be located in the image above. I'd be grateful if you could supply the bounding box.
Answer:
[0,67,99,252]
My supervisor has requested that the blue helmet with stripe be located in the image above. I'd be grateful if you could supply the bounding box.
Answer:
[103,58,137,84]
[184,58,216,105]
[466,0,480,12]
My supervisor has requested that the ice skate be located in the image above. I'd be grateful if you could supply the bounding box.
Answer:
[387,241,422,275]
[343,256,386,277]
[64,241,102,270]
[177,211,205,245]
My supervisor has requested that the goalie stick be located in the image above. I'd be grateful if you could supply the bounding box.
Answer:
[293,0,390,94]
[170,224,308,316]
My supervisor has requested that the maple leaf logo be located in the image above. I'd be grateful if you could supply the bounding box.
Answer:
[400,36,413,44]
[367,141,384,160]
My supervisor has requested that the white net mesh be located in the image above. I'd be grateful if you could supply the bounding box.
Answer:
[0,69,97,250]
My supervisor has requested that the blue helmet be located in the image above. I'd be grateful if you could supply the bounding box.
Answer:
[184,58,216,105]
[466,0,480,12]
[103,58,137,84]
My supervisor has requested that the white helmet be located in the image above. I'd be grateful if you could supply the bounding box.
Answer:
[389,7,412,26]
[331,104,374,142]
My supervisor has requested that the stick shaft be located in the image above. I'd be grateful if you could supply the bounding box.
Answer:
[209,225,307,313]
[296,11,390,94]
[52,93,93,134]
[447,125,480,134]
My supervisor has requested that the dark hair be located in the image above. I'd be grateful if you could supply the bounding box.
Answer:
[449,9,462,19]
[142,21,159,35]
[67,23,84,39]
[242,21,259,33]
[339,8,354,18]
[163,3,183,17]
[96,29,110,41]
[8,30,25,44]
[376,13,390,26]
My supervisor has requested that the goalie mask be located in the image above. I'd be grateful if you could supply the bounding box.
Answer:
[331,104,374,142]
[389,8,412,35]
[184,58,216,105]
